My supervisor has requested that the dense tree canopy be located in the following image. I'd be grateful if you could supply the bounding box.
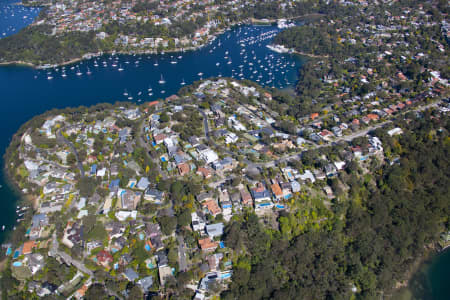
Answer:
[222,113,450,299]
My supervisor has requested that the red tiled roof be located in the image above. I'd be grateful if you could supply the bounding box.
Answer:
[23,241,37,255]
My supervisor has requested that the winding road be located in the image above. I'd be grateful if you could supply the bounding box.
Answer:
[49,232,93,277]
[57,129,85,177]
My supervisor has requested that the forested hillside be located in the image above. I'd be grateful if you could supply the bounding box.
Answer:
[222,113,450,299]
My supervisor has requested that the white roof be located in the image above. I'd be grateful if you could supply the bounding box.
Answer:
[115,210,137,221]
[24,160,39,171]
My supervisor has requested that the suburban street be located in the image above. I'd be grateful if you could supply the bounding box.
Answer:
[57,129,85,177]
[49,232,93,277]
[138,118,168,180]
[177,234,188,272]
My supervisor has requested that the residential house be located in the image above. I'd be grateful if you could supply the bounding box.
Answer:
[206,223,224,238]
[177,162,190,176]
[136,177,150,190]
[123,268,139,282]
[196,192,214,203]
[218,190,232,220]
[388,127,403,136]
[120,253,133,266]
[207,253,224,272]
[251,183,273,210]
[145,223,162,239]
[323,186,335,199]
[313,169,326,180]
[144,188,164,204]
[22,241,37,255]
[212,157,234,171]
[291,180,301,193]
[271,182,283,201]
[200,149,219,164]
[105,222,126,240]
[156,250,168,267]
[30,214,49,240]
[159,266,173,286]
[191,212,206,232]
[96,250,113,267]
[120,190,141,210]
[334,161,346,171]
[27,253,44,275]
[240,187,253,207]
[109,179,120,193]
[198,237,219,252]
[62,221,83,249]
[43,182,57,194]
[231,192,242,211]
[280,182,292,199]
[325,163,337,177]
[196,167,212,179]
[137,276,153,293]
[203,199,221,216]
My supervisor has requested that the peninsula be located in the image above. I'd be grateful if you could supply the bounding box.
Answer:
[2,78,449,299]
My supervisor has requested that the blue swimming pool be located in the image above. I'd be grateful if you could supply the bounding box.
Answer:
[12,261,22,267]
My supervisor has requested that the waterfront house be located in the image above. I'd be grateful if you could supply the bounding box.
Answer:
[22,241,37,255]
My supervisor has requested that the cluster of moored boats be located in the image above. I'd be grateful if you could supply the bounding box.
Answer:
[36,26,299,101]
[1,1,39,37]
[1,205,29,231]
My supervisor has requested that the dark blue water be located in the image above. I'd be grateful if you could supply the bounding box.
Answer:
[0,0,40,38]
[0,4,304,242]
[425,248,450,300]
